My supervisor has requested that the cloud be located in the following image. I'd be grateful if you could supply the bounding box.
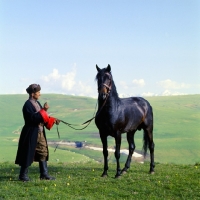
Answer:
[141,92,157,96]
[162,90,187,96]
[41,68,76,91]
[119,79,145,90]
[162,90,171,96]
[61,71,76,90]
[132,79,145,87]
[77,81,93,94]
[158,79,190,89]
[157,79,200,96]
[40,67,96,97]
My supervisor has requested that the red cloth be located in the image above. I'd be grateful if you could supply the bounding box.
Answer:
[39,109,55,130]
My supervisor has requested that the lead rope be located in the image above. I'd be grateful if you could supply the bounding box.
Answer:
[54,125,60,152]
[54,100,98,152]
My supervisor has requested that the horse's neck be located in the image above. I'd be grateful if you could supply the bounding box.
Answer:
[107,83,120,107]
[108,93,120,106]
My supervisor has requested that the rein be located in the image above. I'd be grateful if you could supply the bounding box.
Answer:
[59,99,98,131]
[59,89,110,129]
[54,72,112,151]
[54,96,108,152]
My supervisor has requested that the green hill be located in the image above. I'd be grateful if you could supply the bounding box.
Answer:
[0,94,199,165]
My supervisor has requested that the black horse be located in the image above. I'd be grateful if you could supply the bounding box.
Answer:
[95,64,155,178]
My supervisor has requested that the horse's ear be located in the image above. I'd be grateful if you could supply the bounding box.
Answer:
[96,64,101,72]
[107,64,111,72]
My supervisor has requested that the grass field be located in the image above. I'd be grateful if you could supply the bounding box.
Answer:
[0,162,199,199]
[0,94,199,165]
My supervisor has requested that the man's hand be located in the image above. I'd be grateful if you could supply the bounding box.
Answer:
[55,119,60,125]
[43,102,49,111]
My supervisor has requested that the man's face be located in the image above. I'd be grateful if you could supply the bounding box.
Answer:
[32,91,41,100]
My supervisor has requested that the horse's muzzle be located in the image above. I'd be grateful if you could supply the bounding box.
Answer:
[98,85,109,100]
[102,93,107,100]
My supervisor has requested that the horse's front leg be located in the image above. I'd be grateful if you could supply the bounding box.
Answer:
[100,134,108,177]
[114,132,122,178]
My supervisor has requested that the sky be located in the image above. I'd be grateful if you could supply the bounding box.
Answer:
[0,0,200,98]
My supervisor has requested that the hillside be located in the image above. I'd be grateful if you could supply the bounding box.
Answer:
[0,94,199,165]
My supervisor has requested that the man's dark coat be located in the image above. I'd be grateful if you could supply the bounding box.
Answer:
[15,100,49,167]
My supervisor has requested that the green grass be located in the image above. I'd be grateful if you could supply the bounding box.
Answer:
[0,94,200,165]
[0,162,199,199]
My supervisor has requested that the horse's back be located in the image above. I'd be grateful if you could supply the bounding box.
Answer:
[121,96,152,111]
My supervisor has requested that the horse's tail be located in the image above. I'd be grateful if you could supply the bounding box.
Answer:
[142,130,149,158]
[142,103,154,157]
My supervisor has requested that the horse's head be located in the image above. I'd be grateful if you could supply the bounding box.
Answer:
[96,64,112,100]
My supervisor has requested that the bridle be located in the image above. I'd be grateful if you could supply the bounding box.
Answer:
[98,72,112,96]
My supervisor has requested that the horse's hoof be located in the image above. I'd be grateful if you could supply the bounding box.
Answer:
[149,171,155,174]
[121,170,127,175]
[101,174,108,178]
[115,175,121,179]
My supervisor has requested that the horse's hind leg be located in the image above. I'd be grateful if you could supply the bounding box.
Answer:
[144,127,155,174]
[149,132,155,174]
[121,131,136,175]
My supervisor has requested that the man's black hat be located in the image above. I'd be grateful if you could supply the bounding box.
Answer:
[26,84,41,94]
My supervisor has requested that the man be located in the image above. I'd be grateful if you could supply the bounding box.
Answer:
[15,84,60,181]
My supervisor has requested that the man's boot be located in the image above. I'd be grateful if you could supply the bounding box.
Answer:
[39,161,55,180]
[19,166,30,182]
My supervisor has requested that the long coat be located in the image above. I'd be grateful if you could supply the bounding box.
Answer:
[15,100,55,167]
